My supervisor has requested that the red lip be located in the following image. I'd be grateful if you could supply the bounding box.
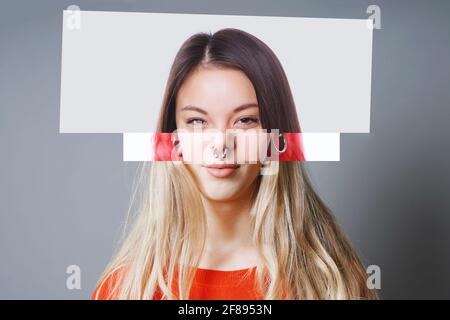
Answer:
[202,164,240,178]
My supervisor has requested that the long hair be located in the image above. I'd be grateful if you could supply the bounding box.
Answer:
[94,28,378,299]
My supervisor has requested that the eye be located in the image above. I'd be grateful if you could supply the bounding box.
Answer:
[236,116,259,127]
[186,118,207,127]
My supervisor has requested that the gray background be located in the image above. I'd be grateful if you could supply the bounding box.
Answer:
[1,0,449,299]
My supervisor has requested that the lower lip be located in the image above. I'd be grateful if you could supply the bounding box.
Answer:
[204,166,239,178]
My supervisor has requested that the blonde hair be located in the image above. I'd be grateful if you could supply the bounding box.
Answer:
[94,160,378,299]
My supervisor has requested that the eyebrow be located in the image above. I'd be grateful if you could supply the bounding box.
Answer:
[180,103,259,115]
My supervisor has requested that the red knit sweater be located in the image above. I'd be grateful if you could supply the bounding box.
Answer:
[91,265,264,300]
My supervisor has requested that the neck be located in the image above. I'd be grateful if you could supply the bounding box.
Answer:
[201,193,254,252]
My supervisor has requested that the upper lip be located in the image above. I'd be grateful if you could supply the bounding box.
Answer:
[203,164,240,169]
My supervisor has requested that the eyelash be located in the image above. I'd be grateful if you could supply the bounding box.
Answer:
[238,117,259,125]
[186,117,259,127]
[186,118,206,126]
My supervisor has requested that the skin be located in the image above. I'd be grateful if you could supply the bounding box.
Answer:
[175,65,262,270]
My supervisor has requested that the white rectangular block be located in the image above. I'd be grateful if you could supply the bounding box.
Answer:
[60,11,373,133]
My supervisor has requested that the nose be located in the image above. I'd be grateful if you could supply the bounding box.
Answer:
[207,129,236,161]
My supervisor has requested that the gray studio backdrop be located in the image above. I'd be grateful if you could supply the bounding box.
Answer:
[1,0,449,299]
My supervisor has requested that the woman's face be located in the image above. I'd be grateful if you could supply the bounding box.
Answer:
[175,66,262,201]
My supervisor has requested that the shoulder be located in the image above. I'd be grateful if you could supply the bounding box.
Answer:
[91,267,125,300]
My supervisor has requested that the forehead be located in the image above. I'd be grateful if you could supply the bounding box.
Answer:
[176,66,258,112]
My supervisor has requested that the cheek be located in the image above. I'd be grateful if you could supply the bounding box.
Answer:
[235,129,269,164]
[239,164,261,183]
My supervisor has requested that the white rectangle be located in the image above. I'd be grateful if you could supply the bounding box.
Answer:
[60,11,372,133]
[123,132,340,162]
[302,133,340,161]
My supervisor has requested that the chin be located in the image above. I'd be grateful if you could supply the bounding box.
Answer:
[201,182,244,201]
[197,175,245,201]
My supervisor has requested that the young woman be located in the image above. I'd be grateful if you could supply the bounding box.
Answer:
[92,28,378,300]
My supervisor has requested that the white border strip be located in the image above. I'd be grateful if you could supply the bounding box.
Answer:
[123,132,340,162]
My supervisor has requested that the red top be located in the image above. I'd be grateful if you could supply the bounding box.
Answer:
[91,265,264,300]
